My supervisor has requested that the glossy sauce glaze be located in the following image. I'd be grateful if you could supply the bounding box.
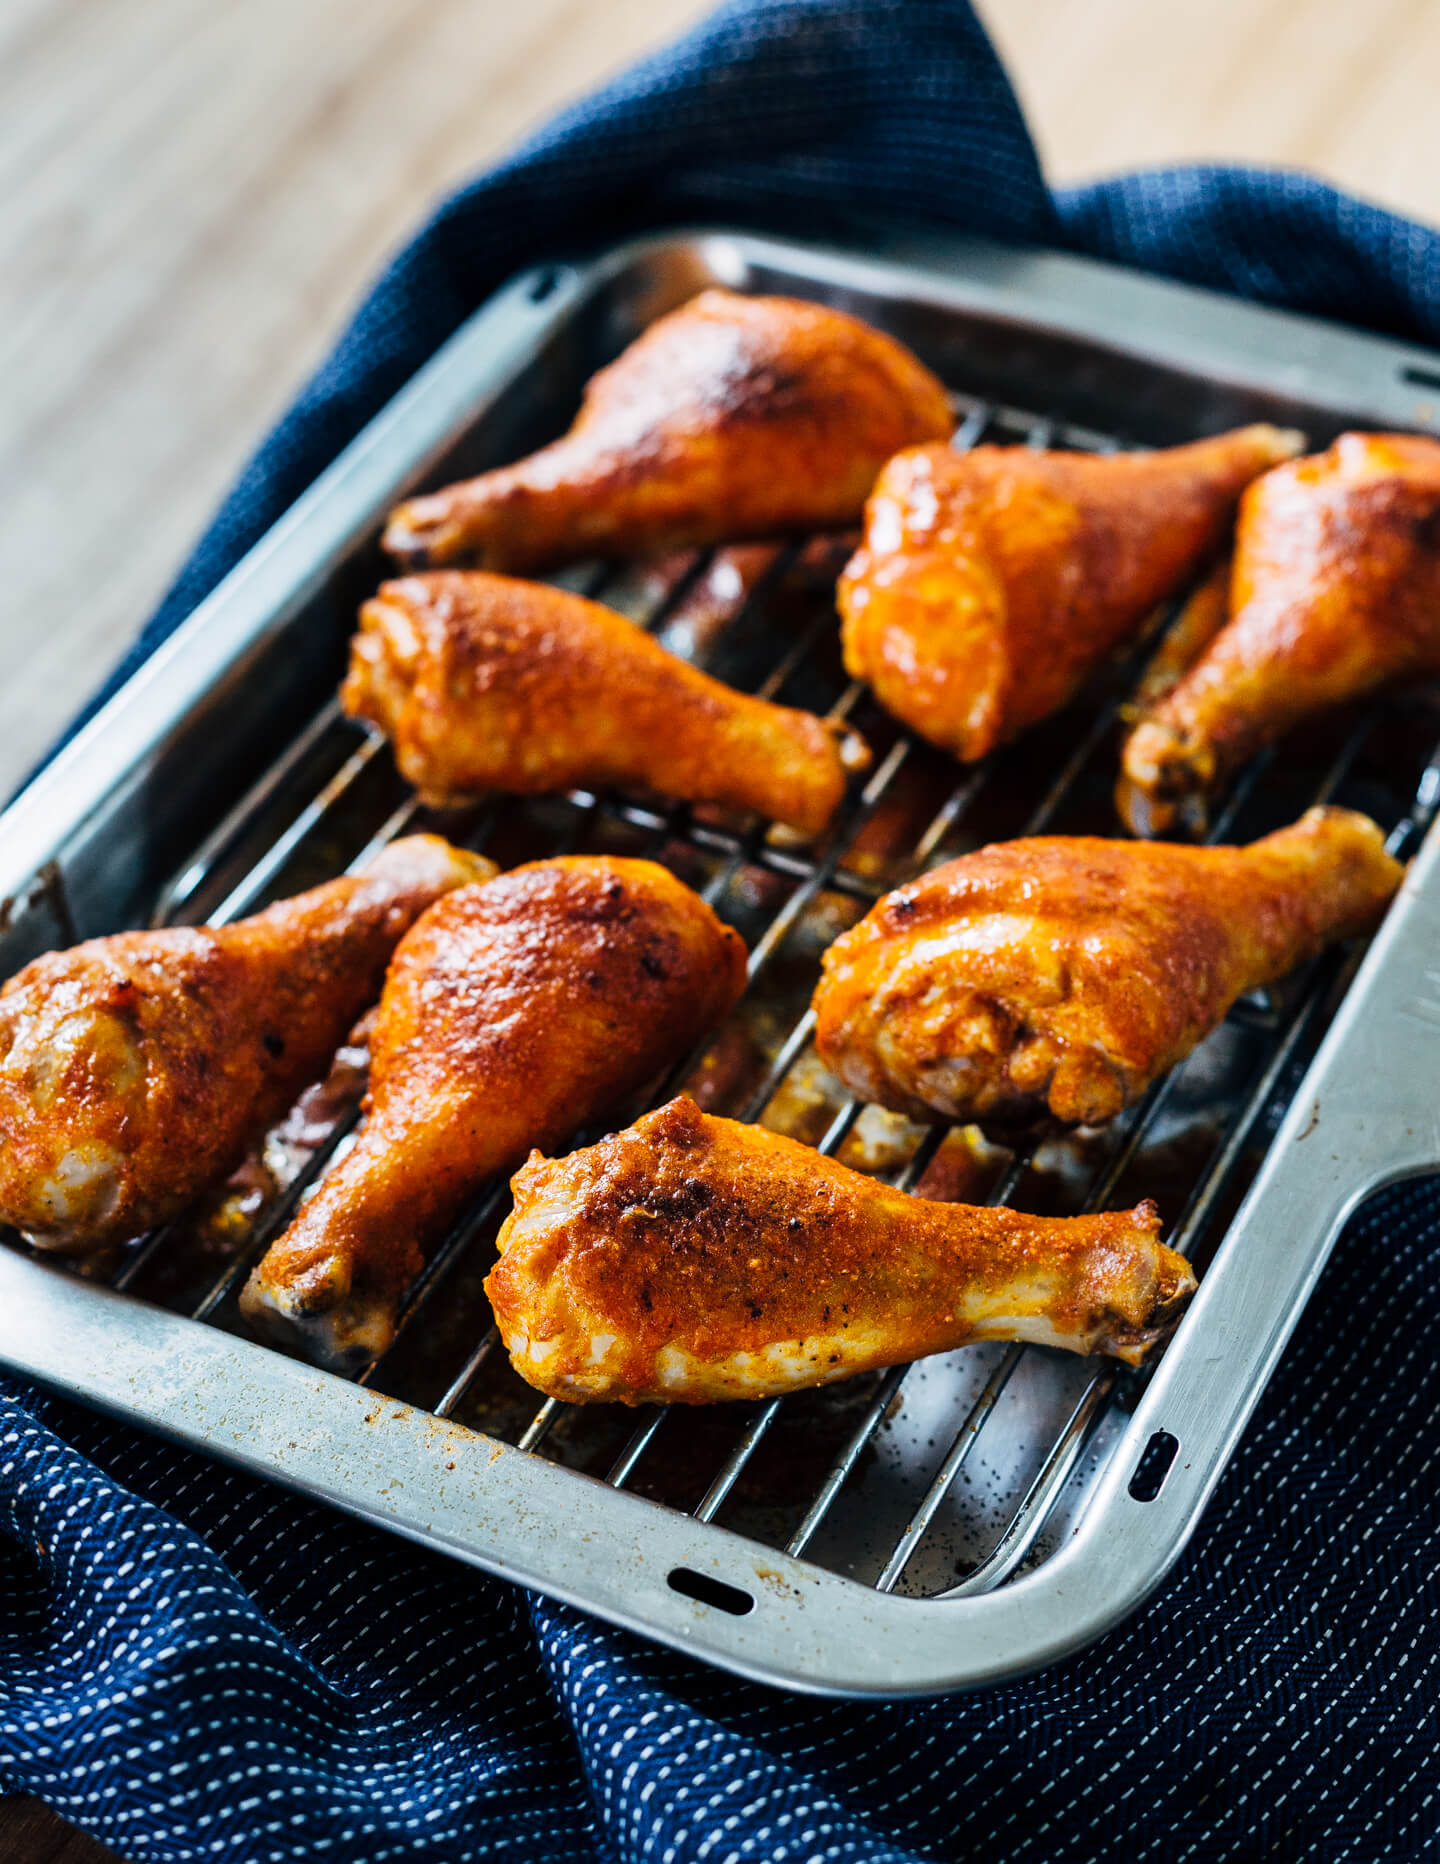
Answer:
[242,856,747,1370]
[838,424,1301,761]
[1121,432,1440,833]
[382,289,953,571]
[813,807,1402,1128]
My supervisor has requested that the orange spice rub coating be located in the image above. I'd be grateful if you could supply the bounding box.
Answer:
[343,571,867,835]
[487,1096,1196,1405]
[813,807,1402,1129]
[1121,432,1440,835]
[838,425,1301,761]
[0,836,493,1251]
[382,289,954,572]
[242,857,747,1371]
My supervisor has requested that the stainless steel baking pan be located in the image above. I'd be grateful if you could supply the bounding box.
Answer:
[2,228,1439,1697]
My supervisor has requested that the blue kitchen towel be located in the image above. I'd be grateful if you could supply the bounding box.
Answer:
[4,2,1440,1860]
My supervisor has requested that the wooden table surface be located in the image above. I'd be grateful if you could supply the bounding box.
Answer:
[3,1,1438,1857]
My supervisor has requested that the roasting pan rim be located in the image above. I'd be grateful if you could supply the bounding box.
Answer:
[2,224,1438,1695]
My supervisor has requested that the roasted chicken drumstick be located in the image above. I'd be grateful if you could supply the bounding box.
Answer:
[1120,432,1440,835]
[382,290,953,571]
[487,1096,1196,1404]
[0,836,493,1252]
[813,807,1401,1129]
[838,424,1301,761]
[344,571,868,835]
[242,858,746,1370]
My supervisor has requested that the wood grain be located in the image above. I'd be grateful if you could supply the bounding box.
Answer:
[2,0,1438,809]
[2,3,1438,1858]
[980,0,1440,213]
[0,0,714,804]
[0,1799,120,1864]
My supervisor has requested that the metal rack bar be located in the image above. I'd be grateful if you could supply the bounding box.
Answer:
[693,1403,782,1523]
[942,1367,1120,1597]
[947,400,992,451]
[517,1398,563,1453]
[938,911,1378,1603]
[875,1344,1028,1591]
[434,1326,501,1419]
[150,696,356,927]
[607,1410,667,1488]
[206,731,391,927]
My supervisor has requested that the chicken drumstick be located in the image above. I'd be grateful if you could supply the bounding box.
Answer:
[382,290,953,571]
[813,807,1401,1129]
[0,836,494,1251]
[1120,432,1440,835]
[242,858,746,1370]
[838,425,1302,761]
[487,1096,1196,1405]
[344,571,869,836]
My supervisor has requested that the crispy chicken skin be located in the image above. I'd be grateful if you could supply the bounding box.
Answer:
[813,807,1401,1129]
[487,1096,1196,1404]
[381,290,953,571]
[1120,433,1440,835]
[0,836,494,1252]
[241,858,746,1371]
[344,571,869,835]
[838,425,1302,761]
